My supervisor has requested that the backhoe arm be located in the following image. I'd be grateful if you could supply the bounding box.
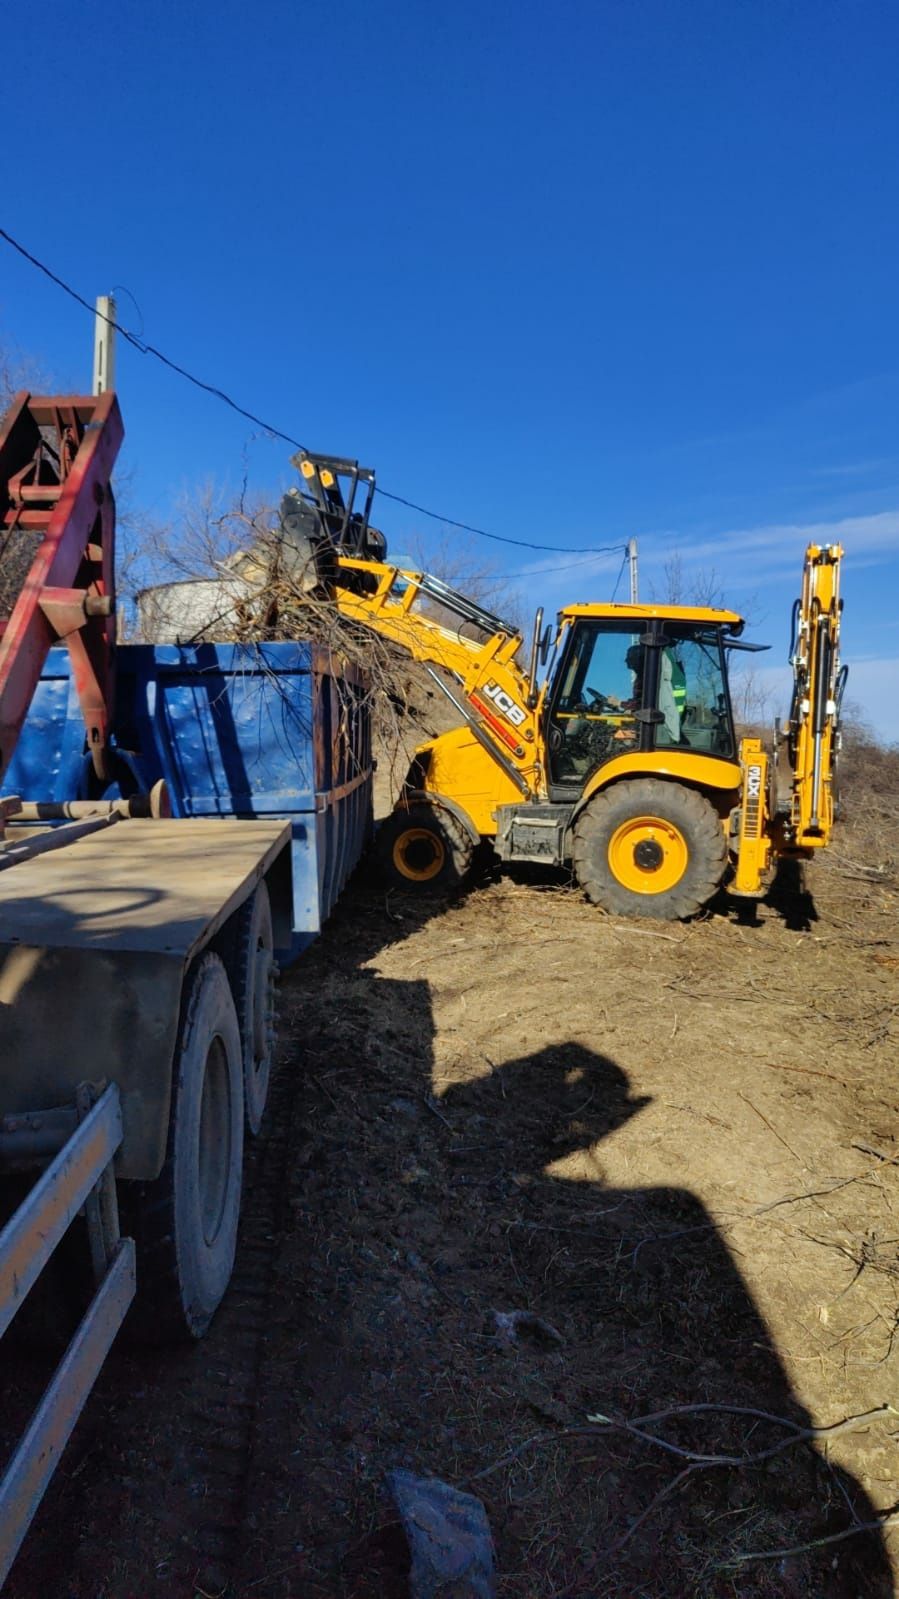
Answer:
[785,542,845,847]
[733,542,844,895]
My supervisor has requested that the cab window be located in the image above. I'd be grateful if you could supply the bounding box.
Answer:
[550,623,643,784]
[658,632,734,757]
[548,620,735,789]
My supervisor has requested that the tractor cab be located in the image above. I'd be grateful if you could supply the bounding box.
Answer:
[544,605,745,796]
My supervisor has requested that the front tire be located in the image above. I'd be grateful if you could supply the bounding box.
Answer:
[126,953,244,1341]
[376,803,474,893]
[571,779,727,920]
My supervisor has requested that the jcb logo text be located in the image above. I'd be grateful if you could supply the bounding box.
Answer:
[482,680,527,727]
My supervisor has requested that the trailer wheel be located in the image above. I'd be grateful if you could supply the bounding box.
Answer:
[127,953,244,1341]
[229,882,276,1136]
[376,804,474,893]
[572,779,728,920]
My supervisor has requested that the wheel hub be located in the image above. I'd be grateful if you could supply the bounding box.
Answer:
[633,838,664,872]
[608,814,689,895]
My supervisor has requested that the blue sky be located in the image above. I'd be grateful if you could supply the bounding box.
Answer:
[2,0,897,736]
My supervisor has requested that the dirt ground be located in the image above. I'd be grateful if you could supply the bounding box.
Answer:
[4,772,899,1596]
[231,837,899,1598]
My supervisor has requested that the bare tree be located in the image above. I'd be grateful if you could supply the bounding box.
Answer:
[660,551,684,604]
[0,337,54,410]
[404,531,524,635]
[729,665,776,731]
[653,552,727,610]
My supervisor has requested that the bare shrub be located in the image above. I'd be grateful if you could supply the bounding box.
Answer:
[829,705,899,882]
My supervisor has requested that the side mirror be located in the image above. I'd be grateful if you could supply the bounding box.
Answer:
[527,608,545,709]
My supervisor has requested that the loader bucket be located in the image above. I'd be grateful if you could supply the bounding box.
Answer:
[277,490,338,595]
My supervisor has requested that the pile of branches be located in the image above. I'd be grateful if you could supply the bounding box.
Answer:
[136,507,449,791]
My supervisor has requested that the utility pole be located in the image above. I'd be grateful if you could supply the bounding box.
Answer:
[92,294,117,394]
[627,537,639,604]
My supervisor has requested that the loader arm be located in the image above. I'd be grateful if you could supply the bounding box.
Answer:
[279,452,546,796]
[332,555,543,795]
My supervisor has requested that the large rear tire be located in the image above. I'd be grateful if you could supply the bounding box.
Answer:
[227,882,276,1137]
[376,803,474,894]
[571,779,728,920]
[126,953,244,1342]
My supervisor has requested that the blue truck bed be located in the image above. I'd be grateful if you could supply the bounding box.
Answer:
[2,641,372,960]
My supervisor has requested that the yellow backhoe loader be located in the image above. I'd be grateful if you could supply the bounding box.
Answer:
[278,454,846,920]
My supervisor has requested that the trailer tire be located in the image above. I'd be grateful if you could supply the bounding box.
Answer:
[126,953,244,1342]
[376,804,474,893]
[572,779,727,920]
[228,882,276,1136]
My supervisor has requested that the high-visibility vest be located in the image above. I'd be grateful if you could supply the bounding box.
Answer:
[666,649,687,714]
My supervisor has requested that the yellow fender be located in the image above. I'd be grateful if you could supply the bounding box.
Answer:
[398,787,481,847]
[574,750,742,821]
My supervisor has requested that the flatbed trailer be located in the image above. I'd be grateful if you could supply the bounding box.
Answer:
[0,813,291,1583]
[0,392,372,1585]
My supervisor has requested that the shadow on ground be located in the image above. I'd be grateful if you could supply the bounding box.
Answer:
[232,911,892,1598]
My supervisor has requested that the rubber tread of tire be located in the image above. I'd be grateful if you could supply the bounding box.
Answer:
[229,884,275,1137]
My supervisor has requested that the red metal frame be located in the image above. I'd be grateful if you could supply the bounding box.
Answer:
[0,392,123,784]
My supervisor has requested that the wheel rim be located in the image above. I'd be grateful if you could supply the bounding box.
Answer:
[608,814,689,894]
[393,827,445,881]
[198,1035,232,1245]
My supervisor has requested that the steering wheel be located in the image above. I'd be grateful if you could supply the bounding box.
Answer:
[584,687,610,710]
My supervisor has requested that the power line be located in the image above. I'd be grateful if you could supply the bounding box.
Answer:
[503,549,627,580]
[0,225,621,557]
[610,548,629,601]
[0,226,307,450]
[110,283,145,339]
[374,485,624,555]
